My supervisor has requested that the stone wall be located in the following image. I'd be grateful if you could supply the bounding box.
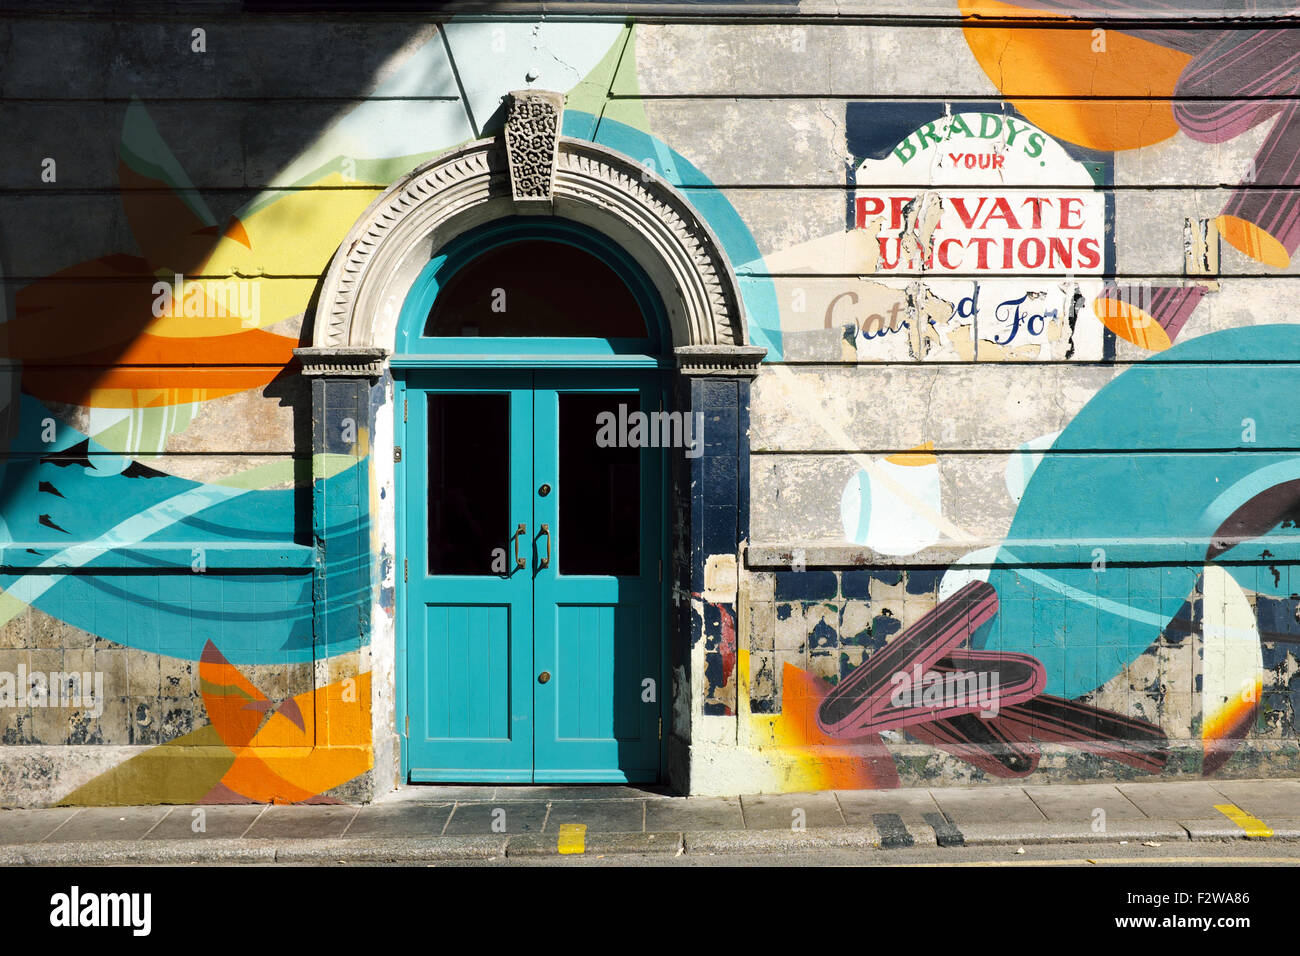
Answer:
[0,3,1296,802]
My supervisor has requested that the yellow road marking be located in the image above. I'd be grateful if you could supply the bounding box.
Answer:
[557,823,587,854]
[1214,804,1273,838]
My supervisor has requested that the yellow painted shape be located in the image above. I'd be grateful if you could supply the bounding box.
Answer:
[1214,803,1273,838]
[55,725,235,806]
[557,823,587,854]
[143,278,318,337]
[197,176,381,281]
[885,441,938,467]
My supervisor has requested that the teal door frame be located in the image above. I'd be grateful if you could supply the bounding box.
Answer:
[393,216,673,785]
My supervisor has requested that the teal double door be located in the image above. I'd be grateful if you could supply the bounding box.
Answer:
[401,369,665,782]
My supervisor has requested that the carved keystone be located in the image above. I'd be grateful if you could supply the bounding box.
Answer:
[504,89,563,211]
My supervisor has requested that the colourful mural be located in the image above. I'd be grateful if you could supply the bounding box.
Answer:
[958,1,1300,343]
[0,10,1296,804]
[730,20,1300,790]
[0,19,786,804]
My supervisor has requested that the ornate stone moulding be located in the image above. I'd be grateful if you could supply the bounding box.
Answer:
[306,90,748,359]
[504,88,563,210]
[294,346,390,379]
[674,344,767,377]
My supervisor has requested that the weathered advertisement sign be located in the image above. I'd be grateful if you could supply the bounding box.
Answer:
[840,102,1115,361]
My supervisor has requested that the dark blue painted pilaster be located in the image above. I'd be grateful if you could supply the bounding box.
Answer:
[673,347,765,721]
[296,347,387,662]
[310,375,372,655]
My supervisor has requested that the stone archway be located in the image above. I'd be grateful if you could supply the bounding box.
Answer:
[300,90,752,365]
[294,91,764,796]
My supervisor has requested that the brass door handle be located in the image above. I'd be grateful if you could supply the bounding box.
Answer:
[513,523,526,570]
[538,524,551,569]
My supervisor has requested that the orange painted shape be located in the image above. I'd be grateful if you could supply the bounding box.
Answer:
[1203,682,1260,743]
[221,751,320,805]
[199,642,270,751]
[1093,294,1173,352]
[8,258,155,361]
[223,216,252,249]
[118,163,229,275]
[763,663,898,791]
[240,671,373,797]
[22,372,272,410]
[1216,215,1291,269]
[958,0,1190,151]
[16,325,296,408]
[199,642,374,803]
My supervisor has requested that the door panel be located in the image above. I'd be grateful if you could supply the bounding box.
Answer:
[406,375,534,781]
[532,375,662,781]
[421,604,511,739]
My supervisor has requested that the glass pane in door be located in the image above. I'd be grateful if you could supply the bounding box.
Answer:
[427,392,510,574]
[558,392,641,576]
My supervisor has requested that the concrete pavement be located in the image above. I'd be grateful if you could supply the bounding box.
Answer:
[1,778,1296,864]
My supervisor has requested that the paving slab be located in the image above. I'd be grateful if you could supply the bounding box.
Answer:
[41,806,172,843]
[741,792,844,830]
[543,799,646,833]
[507,831,681,856]
[956,821,1188,847]
[931,788,1048,824]
[1181,817,1256,841]
[9,839,279,866]
[1181,812,1300,841]
[0,777,1295,862]
[833,788,944,826]
[0,807,79,845]
[343,803,455,839]
[1255,818,1300,839]
[492,785,667,802]
[275,836,509,863]
[1208,780,1300,819]
[144,805,265,840]
[645,796,743,831]
[1022,783,1150,823]
[443,800,549,835]
[243,805,358,839]
[685,826,886,854]
[375,785,499,804]
[1117,781,1235,818]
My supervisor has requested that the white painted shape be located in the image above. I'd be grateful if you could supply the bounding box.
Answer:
[1005,430,1063,503]
[1201,563,1262,738]
[442,21,624,135]
[840,468,869,544]
[865,459,942,556]
[938,546,1000,600]
[269,33,474,186]
[702,553,738,604]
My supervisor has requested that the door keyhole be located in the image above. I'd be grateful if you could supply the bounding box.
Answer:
[538,671,551,684]
[538,483,551,497]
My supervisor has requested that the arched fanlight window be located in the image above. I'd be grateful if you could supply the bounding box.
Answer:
[424,239,649,339]
[394,217,668,357]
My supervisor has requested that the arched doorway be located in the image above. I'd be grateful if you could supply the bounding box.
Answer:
[395,218,671,782]
[295,91,765,794]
